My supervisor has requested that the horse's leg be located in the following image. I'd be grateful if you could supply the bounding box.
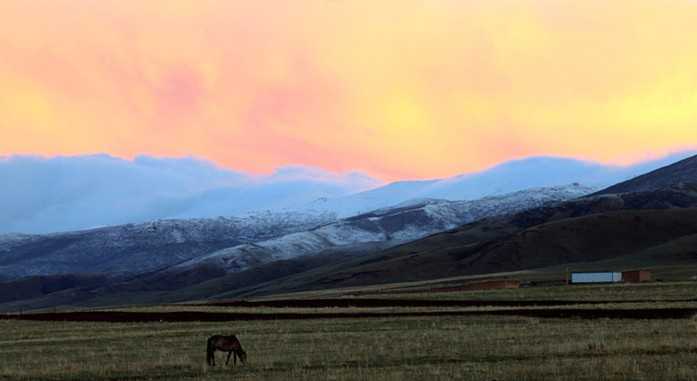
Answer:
[233,351,237,366]
[226,351,232,366]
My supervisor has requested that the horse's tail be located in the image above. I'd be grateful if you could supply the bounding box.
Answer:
[206,337,215,366]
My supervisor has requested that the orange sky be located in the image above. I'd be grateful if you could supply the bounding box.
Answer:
[1,0,696,180]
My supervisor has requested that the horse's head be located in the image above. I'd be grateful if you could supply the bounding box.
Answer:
[238,349,247,364]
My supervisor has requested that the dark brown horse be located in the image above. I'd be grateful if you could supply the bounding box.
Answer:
[206,335,247,367]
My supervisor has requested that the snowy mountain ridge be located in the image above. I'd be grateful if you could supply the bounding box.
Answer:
[0,211,336,280]
[173,183,595,274]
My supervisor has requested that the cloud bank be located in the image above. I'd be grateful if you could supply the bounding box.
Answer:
[1,152,693,234]
[304,151,697,217]
[0,155,381,234]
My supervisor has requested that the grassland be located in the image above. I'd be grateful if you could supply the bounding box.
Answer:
[256,275,697,302]
[370,281,697,302]
[2,282,697,381]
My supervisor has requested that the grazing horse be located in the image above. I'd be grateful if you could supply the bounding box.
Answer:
[206,335,247,367]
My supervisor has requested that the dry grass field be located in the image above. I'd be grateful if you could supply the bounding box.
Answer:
[367,281,697,302]
[2,282,697,381]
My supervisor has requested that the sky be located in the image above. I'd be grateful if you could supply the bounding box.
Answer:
[1,1,697,181]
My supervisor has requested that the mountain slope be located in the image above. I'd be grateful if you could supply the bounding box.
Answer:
[0,185,592,285]
[0,211,335,280]
[166,184,594,276]
[234,186,697,295]
[0,184,593,310]
[597,154,697,195]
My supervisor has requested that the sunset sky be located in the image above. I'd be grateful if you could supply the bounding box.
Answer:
[1,0,697,180]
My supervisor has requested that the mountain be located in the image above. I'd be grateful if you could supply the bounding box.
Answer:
[0,184,592,283]
[596,154,697,195]
[0,184,594,310]
[305,153,696,217]
[162,184,594,276]
[0,211,335,281]
[0,274,109,305]
[4,153,697,310]
[233,185,697,295]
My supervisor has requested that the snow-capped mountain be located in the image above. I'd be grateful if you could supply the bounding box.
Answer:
[0,211,335,280]
[173,184,595,274]
[0,184,594,282]
[302,154,695,217]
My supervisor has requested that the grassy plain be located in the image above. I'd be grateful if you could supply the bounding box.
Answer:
[2,282,697,381]
[371,281,697,302]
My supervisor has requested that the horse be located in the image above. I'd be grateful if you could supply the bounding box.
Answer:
[206,334,247,367]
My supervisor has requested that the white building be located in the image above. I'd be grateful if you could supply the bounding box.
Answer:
[570,272,622,284]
